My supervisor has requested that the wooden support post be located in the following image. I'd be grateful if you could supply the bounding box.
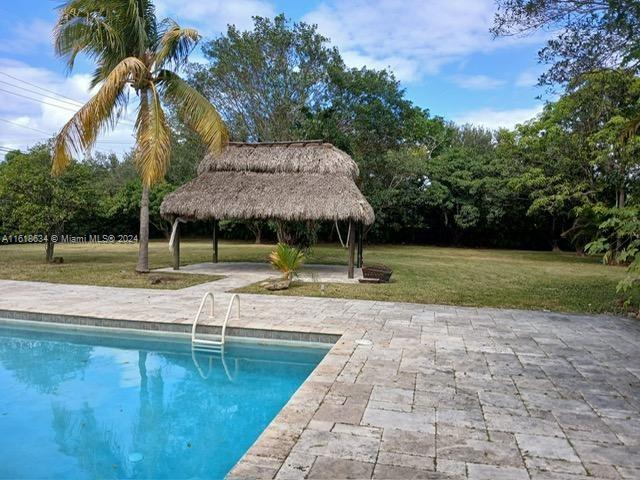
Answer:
[348,220,356,279]
[356,222,364,268]
[212,219,219,263]
[172,221,180,270]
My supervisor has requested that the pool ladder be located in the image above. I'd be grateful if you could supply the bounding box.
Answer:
[191,292,240,351]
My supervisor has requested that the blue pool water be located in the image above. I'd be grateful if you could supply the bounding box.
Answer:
[0,323,328,479]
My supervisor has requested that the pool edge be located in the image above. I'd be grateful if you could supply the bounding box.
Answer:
[0,308,340,347]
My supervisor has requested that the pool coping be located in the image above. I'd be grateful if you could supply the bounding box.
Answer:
[0,308,340,345]
[223,325,362,479]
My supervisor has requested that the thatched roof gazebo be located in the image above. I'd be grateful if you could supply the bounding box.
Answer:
[160,141,375,278]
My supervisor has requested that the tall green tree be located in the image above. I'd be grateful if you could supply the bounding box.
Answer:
[562,71,640,210]
[493,0,640,86]
[308,66,448,242]
[191,14,342,142]
[311,67,443,161]
[506,110,592,249]
[189,14,344,245]
[421,126,526,246]
[503,70,640,252]
[0,145,94,262]
[51,0,227,272]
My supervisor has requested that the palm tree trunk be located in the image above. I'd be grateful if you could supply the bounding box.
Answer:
[136,184,150,273]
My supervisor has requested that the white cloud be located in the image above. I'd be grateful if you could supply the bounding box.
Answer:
[303,0,542,82]
[154,0,275,37]
[515,70,540,88]
[453,105,544,129]
[0,59,135,159]
[341,51,422,82]
[451,74,505,90]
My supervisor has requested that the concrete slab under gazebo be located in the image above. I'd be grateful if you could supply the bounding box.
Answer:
[159,141,375,278]
[154,262,363,288]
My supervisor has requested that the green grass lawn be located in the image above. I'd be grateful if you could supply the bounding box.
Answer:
[0,240,627,313]
[237,244,628,314]
[0,241,220,289]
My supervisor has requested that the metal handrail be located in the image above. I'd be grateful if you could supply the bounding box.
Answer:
[221,294,240,344]
[191,292,240,348]
[191,292,215,343]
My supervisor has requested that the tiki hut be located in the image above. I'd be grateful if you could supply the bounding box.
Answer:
[160,141,375,278]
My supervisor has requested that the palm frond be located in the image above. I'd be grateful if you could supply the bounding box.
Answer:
[159,71,228,153]
[54,1,124,73]
[124,0,157,56]
[52,56,147,175]
[135,82,171,186]
[55,0,157,84]
[155,20,200,69]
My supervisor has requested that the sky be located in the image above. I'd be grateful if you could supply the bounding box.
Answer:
[0,0,550,160]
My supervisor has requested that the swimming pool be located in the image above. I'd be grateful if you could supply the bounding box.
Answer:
[0,322,328,479]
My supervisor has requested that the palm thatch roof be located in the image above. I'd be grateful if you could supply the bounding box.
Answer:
[197,141,360,179]
[161,141,375,225]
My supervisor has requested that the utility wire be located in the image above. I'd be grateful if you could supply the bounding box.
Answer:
[0,71,85,106]
[0,117,51,135]
[0,88,136,127]
[0,118,134,146]
[0,71,136,127]
[0,87,79,112]
[0,79,84,108]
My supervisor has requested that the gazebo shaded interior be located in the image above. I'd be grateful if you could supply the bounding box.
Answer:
[160,141,375,278]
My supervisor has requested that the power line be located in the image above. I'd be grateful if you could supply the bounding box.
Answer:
[1,136,134,146]
[0,71,85,106]
[0,117,52,135]
[0,87,79,112]
[0,79,84,108]
[0,72,141,129]
[0,119,134,146]
[0,90,137,130]
[0,87,139,130]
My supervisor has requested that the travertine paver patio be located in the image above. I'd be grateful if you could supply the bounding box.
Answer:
[1,277,639,479]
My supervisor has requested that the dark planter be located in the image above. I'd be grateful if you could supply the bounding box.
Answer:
[362,264,393,283]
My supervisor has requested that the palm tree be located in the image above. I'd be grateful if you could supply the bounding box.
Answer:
[269,243,305,280]
[52,0,228,272]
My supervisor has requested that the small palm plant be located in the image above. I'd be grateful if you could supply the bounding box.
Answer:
[269,243,305,280]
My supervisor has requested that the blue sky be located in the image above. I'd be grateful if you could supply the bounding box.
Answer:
[0,0,548,158]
